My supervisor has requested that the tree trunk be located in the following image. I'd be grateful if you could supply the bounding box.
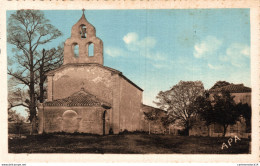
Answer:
[39,81,44,103]
[148,122,150,135]
[31,113,37,134]
[29,48,37,134]
[39,49,45,103]
[222,125,227,137]
[207,125,210,137]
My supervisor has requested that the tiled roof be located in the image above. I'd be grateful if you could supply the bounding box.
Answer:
[142,104,166,112]
[209,84,251,93]
[44,88,111,108]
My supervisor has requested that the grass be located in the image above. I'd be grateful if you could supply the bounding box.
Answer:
[8,133,250,154]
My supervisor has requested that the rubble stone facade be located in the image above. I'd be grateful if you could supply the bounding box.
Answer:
[38,12,143,135]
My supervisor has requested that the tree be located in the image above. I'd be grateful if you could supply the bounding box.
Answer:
[8,110,26,136]
[193,95,213,136]
[7,10,62,133]
[8,77,30,111]
[154,81,205,135]
[210,81,230,90]
[211,90,240,137]
[36,47,63,103]
[236,103,251,133]
[143,108,161,134]
[160,114,176,134]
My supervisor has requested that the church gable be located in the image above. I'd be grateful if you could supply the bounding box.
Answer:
[47,64,115,103]
[44,88,111,108]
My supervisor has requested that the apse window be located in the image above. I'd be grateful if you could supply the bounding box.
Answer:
[73,44,79,58]
[88,43,94,57]
[80,25,87,38]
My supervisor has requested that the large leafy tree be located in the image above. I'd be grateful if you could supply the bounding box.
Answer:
[154,81,205,135]
[7,10,62,133]
[192,95,213,136]
[211,90,240,137]
[210,81,230,90]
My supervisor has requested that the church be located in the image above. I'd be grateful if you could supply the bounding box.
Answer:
[38,12,145,135]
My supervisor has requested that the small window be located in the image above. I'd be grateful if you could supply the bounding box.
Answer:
[80,25,87,38]
[73,44,79,57]
[88,43,94,57]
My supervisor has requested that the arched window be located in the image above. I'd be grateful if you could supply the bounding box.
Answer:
[88,43,94,57]
[80,24,87,38]
[73,44,79,57]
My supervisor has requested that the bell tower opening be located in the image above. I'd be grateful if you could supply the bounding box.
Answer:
[73,44,79,58]
[80,24,87,38]
[88,43,94,56]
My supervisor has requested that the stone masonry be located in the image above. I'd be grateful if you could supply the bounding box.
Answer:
[38,11,144,135]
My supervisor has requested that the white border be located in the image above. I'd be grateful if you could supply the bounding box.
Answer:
[0,0,259,163]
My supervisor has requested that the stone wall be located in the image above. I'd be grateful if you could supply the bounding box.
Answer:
[190,120,250,138]
[118,76,142,132]
[48,65,113,103]
[40,106,109,135]
[43,64,144,134]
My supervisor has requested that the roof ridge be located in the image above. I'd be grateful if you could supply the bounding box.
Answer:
[209,83,251,93]
[46,63,121,76]
[44,88,111,107]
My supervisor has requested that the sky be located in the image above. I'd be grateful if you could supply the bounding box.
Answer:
[7,9,251,117]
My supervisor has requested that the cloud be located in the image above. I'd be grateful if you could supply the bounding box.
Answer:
[123,33,165,61]
[208,63,221,70]
[152,64,165,69]
[138,37,157,48]
[193,36,222,58]
[222,43,250,67]
[105,47,128,57]
[140,51,167,61]
[123,32,138,44]
[106,32,168,69]
[123,32,157,51]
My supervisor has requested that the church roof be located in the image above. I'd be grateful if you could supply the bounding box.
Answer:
[209,84,251,93]
[46,63,143,91]
[46,63,121,76]
[44,88,111,108]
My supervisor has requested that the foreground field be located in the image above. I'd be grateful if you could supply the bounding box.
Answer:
[8,133,250,154]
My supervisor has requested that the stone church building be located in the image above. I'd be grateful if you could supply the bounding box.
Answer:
[38,12,145,135]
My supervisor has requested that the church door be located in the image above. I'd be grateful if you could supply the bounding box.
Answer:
[103,110,106,135]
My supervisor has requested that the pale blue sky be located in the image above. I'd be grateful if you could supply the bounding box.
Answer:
[7,9,250,117]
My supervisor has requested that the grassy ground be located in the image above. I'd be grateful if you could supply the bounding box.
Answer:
[8,133,250,154]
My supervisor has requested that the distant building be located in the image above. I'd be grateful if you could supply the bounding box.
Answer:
[189,83,251,138]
